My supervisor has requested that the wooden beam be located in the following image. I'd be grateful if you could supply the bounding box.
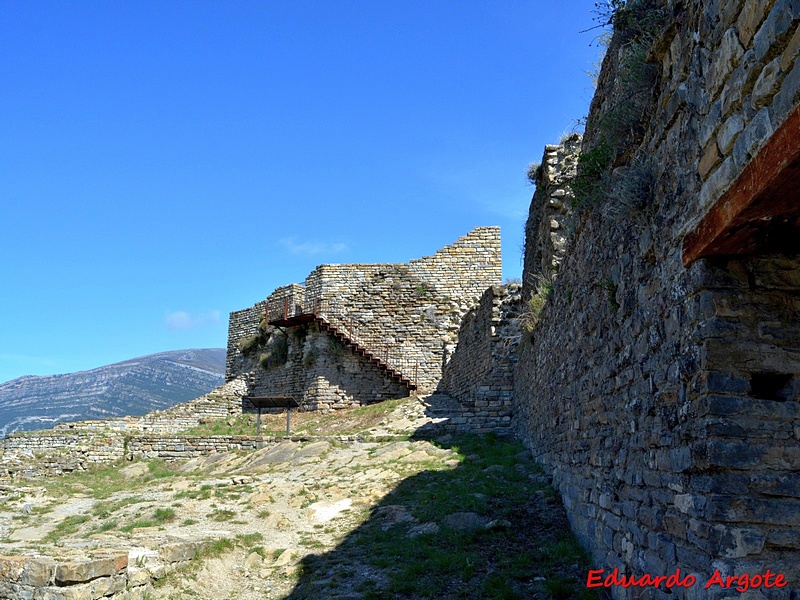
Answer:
[683,104,800,266]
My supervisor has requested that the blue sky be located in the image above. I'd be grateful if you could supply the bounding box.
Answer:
[1,1,603,382]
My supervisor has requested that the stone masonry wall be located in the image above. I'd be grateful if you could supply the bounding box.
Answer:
[437,284,521,434]
[0,542,207,600]
[227,227,502,400]
[514,1,800,597]
[226,301,266,379]
[523,133,580,292]
[0,378,252,477]
[249,326,411,411]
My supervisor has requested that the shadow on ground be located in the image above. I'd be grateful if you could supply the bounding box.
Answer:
[283,400,603,600]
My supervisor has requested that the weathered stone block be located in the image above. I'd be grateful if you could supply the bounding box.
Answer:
[22,557,56,586]
[737,0,770,47]
[158,542,198,564]
[752,57,782,108]
[732,106,774,168]
[55,558,116,585]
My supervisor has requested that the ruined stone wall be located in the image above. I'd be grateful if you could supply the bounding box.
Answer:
[250,326,411,411]
[514,1,800,595]
[126,435,266,460]
[523,134,580,293]
[0,542,205,599]
[226,301,266,379]
[0,378,254,477]
[437,284,521,434]
[51,377,249,435]
[226,227,502,400]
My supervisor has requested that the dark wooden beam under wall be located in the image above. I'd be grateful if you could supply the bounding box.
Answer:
[683,104,800,265]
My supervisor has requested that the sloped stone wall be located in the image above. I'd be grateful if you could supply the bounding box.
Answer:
[226,301,266,379]
[0,378,253,477]
[437,284,521,434]
[515,0,800,596]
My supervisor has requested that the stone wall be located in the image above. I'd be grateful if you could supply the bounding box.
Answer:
[227,227,502,401]
[226,301,266,379]
[249,326,414,412]
[514,1,800,596]
[437,284,521,434]
[0,378,253,477]
[126,435,267,460]
[0,541,205,599]
[523,133,580,290]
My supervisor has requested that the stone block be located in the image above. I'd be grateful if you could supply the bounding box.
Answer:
[698,140,720,178]
[55,558,116,585]
[767,528,800,548]
[753,0,796,61]
[781,23,800,71]
[22,557,56,586]
[126,568,152,587]
[710,28,745,93]
[0,556,27,583]
[752,57,782,110]
[737,0,770,47]
[699,155,735,209]
[159,542,198,564]
[709,525,766,558]
[716,111,745,153]
[732,106,774,169]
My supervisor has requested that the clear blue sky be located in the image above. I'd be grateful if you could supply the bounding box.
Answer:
[1,1,603,383]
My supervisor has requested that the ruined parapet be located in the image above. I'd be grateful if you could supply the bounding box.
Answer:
[522,135,580,303]
[0,377,254,477]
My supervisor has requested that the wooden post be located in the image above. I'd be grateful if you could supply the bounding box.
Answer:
[257,404,262,437]
[286,406,291,437]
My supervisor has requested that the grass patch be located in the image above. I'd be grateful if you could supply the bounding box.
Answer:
[44,514,91,541]
[174,484,214,501]
[209,509,236,522]
[147,460,179,479]
[237,532,264,546]
[92,496,145,519]
[92,520,118,534]
[120,507,176,532]
[41,463,129,500]
[288,434,599,600]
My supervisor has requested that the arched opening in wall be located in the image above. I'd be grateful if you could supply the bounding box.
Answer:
[683,104,800,265]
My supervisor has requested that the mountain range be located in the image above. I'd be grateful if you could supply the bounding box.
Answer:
[0,348,226,437]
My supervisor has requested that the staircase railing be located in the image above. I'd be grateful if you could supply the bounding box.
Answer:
[264,291,420,388]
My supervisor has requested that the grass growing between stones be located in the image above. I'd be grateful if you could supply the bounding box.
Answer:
[285,434,603,600]
[119,507,177,532]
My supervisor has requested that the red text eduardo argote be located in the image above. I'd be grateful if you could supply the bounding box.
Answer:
[586,568,788,593]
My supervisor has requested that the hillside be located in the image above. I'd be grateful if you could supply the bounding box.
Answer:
[0,349,225,437]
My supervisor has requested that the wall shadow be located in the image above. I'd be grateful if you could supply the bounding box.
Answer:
[281,430,602,600]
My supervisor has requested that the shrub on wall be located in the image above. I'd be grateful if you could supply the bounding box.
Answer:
[519,274,554,340]
[259,331,289,369]
[574,0,666,212]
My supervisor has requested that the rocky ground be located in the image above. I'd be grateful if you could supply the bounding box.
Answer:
[0,396,601,599]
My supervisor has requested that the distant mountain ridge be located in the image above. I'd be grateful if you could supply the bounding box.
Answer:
[0,349,226,437]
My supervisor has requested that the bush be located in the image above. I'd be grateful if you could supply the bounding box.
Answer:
[518,274,554,338]
[527,162,542,186]
[573,0,666,212]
